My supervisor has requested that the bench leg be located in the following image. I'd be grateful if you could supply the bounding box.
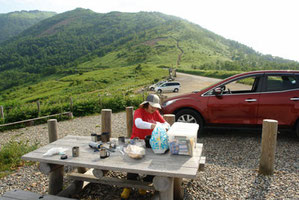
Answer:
[153,176,174,200]
[58,167,87,198]
[48,165,64,195]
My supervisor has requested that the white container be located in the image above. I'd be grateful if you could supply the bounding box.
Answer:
[167,122,199,156]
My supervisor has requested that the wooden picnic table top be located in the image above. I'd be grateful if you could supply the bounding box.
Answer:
[22,135,203,179]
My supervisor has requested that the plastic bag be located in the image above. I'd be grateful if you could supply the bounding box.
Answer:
[123,144,145,159]
[150,122,169,154]
[43,147,68,156]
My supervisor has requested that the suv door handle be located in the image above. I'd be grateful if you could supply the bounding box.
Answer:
[290,97,299,101]
[245,99,257,102]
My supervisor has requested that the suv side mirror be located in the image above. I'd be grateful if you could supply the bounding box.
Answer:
[213,87,223,96]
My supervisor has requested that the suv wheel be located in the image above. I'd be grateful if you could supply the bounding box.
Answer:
[157,89,162,93]
[175,109,204,136]
[150,87,155,91]
[173,88,179,92]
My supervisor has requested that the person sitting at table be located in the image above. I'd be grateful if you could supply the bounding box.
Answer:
[121,94,170,199]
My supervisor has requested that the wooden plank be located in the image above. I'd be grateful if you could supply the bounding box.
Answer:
[68,172,155,190]
[22,135,203,179]
[1,190,76,200]
[23,150,201,178]
[0,112,71,127]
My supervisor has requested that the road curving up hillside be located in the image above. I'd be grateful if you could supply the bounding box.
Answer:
[161,72,221,98]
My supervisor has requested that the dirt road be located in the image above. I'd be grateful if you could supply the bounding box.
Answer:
[164,72,222,98]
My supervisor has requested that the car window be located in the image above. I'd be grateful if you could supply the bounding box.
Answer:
[266,75,297,91]
[224,76,260,94]
[206,75,260,95]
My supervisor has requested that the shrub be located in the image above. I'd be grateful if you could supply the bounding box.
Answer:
[0,140,39,178]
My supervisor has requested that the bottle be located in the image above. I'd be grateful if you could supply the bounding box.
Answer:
[89,142,102,149]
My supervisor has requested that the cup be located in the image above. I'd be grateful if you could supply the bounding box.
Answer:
[100,148,110,159]
[144,135,151,148]
[72,146,79,157]
[101,132,110,143]
[118,136,125,145]
[91,133,97,142]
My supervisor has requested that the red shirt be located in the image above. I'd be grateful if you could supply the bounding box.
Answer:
[131,108,165,139]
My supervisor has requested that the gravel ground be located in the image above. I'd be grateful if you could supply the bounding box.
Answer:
[0,112,298,200]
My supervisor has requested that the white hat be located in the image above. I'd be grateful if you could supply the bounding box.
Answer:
[140,94,161,109]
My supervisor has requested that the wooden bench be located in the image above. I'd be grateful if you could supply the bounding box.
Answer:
[0,190,77,200]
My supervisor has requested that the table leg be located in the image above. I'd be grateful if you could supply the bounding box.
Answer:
[174,178,183,200]
[58,167,87,197]
[48,164,64,195]
[153,176,174,200]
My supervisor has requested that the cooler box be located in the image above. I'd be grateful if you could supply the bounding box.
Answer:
[167,122,199,156]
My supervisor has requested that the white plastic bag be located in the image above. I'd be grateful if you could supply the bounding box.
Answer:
[43,147,68,156]
[150,122,169,154]
[124,144,145,159]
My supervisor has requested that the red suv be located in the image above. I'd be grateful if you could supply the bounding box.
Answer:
[162,70,299,137]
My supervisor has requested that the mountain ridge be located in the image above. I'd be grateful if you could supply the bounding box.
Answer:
[0,10,56,43]
[0,8,298,93]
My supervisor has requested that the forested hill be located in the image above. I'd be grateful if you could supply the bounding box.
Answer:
[0,8,299,92]
[0,10,56,43]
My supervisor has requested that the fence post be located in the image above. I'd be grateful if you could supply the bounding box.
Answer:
[126,106,134,138]
[101,109,112,140]
[37,101,40,117]
[259,119,278,175]
[47,119,64,195]
[70,97,73,112]
[163,114,175,126]
[0,106,4,121]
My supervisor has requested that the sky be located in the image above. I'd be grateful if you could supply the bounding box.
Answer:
[0,0,298,62]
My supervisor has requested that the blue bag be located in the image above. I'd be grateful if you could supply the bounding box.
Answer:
[150,123,169,154]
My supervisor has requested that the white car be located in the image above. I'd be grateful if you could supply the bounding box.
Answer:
[149,81,166,91]
[155,81,181,93]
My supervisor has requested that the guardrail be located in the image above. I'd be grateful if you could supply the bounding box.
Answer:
[0,112,73,128]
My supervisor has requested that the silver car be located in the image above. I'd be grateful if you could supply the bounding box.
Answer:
[155,81,181,93]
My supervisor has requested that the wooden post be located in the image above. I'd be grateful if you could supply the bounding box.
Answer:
[163,114,175,126]
[37,101,40,117]
[70,97,73,112]
[0,106,4,120]
[48,119,58,143]
[47,119,64,195]
[153,176,174,200]
[126,106,134,138]
[160,95,168,104]
[259,119,278,175]
[101,109,112,139]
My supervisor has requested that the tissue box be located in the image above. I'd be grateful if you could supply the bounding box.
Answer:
[167,122,199,156]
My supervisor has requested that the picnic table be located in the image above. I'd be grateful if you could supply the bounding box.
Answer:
[22,135,204,200]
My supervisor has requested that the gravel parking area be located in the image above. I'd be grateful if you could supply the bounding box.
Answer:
[0,112,298,199]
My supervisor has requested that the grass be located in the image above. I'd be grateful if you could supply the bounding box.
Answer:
[0,140,39,178]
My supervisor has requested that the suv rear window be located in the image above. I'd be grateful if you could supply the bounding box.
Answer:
[266,75,298,91]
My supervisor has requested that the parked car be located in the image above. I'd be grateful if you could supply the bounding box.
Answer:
[161,70,299,137]
[155,81,181,93]
[149,81,166,91]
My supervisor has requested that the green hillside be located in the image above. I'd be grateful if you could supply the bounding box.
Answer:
[0,10,56,43]
[1,8,299,125]
[1,8,299,92]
